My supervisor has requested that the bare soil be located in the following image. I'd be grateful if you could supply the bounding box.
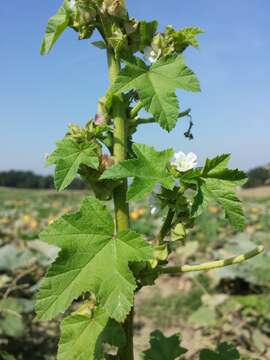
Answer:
[238,185,270,198]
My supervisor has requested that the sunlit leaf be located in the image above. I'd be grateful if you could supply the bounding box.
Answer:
[111,56,200,131]
[101,143,175,200]
[40,1,71,55]
[35,197,153,322]
[192,154,247,230]
[47,138,99,191]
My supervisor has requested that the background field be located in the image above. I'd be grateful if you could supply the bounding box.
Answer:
[0,187,269,359]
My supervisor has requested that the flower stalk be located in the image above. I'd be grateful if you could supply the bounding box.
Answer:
[130,101,144,118]
[159,245,264,274]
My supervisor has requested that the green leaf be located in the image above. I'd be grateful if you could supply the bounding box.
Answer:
[0,298,25,337]
[139,21,159,51]
[202,154,230,175]
[200,342,240,360]
[171,223,186,242]
[99,319,126,348]
[101,143,175,200]
[141,330,187,360]
[111,56,200,131]
[165,26,204,53]
[0,352,16,360]
[92,41,107,49]
[35,197,153,322]
[189,306,216,326]
[127,20,158,54]
[192,154,247,230]
[108,24,128,59]
[40,1,71,55]
[58,304,125,360]
[58,308,108,360]
[47,138,99,191]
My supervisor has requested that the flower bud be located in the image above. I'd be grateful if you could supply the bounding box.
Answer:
[124,18,139,35]
[94,96,109,125]
[70,0,96,34]
[101,154,114,170]
[95,114,106,125]
[152,33,164,49]
[44,153,50,161]
[102,0,127,18]
[97,96,106,117]
[68,123,81,136]
[78,5,96,26]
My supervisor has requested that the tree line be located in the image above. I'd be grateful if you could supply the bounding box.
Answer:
[243,165,270,188]
[0,170,86,189]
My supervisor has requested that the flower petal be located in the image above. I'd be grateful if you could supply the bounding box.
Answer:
[186,152,197,163]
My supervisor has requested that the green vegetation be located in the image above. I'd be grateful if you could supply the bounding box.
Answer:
[0,170,86,189]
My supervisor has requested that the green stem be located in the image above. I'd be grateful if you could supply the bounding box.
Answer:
[122,308,134,360]
[130,101,144,118]
[107,50,130,232]
[129,108,192,127]
[130,117,156,127]
[159,245,264,274]
[107,48,133,359]
[155,208,175,245]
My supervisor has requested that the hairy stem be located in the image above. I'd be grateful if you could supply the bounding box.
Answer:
[159,245,264,274]
[107,48,133,359]
[107,50,130,232]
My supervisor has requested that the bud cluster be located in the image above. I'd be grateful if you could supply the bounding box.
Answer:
[67,120,109,143]
[69,0,97,39]
[144,26,203,63]
[102,0,127,18]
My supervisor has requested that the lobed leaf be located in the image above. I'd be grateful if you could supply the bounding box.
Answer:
[101,143,175,200]
[141,330,187,360]
[138,21,159,51]
[35,197,153,322]
[58,306,125,360]
[58,308,108,360]
[111,56,200,131]
[191,154,247,230]
[47,138,99,191]
[40,1,71,55]
[199,342,240,360]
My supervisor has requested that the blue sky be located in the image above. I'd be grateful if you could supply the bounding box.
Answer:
[1,0,269,173]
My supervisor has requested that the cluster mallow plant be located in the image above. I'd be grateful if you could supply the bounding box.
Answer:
[37,1,264,359]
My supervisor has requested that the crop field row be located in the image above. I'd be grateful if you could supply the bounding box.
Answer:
[0,187,269,359]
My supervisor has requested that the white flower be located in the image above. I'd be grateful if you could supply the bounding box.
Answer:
[150,207,158,216]
[44,153,50,161]
[144,44,162,64]
[172,151,198,172]
[69,0,76,10]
